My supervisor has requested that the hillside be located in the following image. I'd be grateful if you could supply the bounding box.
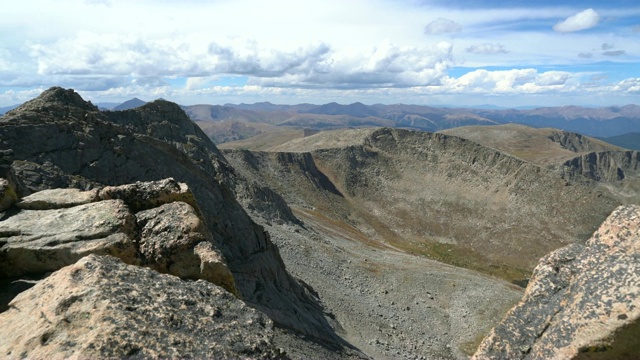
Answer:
[441,124,640,204]
[440,124,625,166]
[599,132,640,150]
[224,128,620,281]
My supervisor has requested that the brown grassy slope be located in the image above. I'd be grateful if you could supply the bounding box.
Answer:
[217,128,309,151]
[223,128,620,283]
[194,120,280,145]
[440,124,625,166]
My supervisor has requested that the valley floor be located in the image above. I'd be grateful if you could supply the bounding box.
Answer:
[260,206,523,359]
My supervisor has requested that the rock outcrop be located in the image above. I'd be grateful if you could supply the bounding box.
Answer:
[0,254,283,359]
[0,178,236,294]
[0,88,340,345]
[472,205,640,359]
[562,150,640,182]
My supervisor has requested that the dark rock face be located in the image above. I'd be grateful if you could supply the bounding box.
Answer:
[562,151,640,182]
[0,255,285,359]
[472,205,640,360]
[0,87,339,343]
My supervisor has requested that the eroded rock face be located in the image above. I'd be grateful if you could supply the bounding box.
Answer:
[0,87,339,343]
[136,201,236,294]
[0,254,284,359]
[472,205,640,360]
[0,178,236,295]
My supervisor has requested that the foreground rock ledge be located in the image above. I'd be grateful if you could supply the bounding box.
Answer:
[0,254,285,359]
[472,205,640,360]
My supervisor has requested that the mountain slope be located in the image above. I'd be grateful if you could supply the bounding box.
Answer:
[111,97,147,110]
[224,128,620,282]
[0,87,348,350]
[440,124,625,166]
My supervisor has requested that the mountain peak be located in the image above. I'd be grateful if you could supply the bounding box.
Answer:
[35,87,97,111]
[112,97,147,111]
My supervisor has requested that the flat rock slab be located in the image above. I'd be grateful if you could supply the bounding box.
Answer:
[0,199,137,277]
[0,255,283,359]
[17,188,98,210]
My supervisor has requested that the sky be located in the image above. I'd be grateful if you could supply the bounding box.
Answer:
[1,0,640,108]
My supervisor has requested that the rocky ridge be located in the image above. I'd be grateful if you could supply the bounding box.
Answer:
[0,87,349,353]
[224,127,620,280]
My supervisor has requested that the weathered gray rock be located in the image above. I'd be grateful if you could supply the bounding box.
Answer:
[0,87,342,344]
[136,201,236,294]
[0,199,138,277]
[472,205,640,360]
[1,179,238,296]
[0,254,285,359]
[98,177,198,213]
[0,178,17,212]
[562,151,640,182]
[17,187,98,210]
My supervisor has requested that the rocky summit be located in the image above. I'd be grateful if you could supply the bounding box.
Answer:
[1,87,639,359]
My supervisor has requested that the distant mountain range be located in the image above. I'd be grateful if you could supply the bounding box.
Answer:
[180,101,640,146]
[0,104,20,115]
[4,97,639,146]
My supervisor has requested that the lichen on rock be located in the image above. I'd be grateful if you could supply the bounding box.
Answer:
[472,204,640,360]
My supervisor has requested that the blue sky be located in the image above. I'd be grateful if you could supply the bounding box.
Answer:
[1,0,639,107]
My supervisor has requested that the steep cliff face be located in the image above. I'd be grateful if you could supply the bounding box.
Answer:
[0,87,340,345]
[472,205,640,360]
[561,150,640,182]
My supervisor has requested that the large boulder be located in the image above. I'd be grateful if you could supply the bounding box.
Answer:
[0,199,138,277]
[0,179,236,295]
[136,201,236,295]
[472,205,640,359]
[0,254,284,359]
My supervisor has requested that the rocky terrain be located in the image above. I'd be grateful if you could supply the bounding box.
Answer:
[1,88,638,359]
[442,125,640,204]
[473,205,640,360]
[223,127,620,282]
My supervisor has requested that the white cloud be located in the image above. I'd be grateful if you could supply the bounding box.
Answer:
[255,42,454,89]
[444,69,573,94]
[553,9,600,33]
[424,18,462,35]
[466,43,508,55]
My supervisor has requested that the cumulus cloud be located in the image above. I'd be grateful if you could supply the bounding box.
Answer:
[256,42,453,89]
[424,18,462,35]
[601,43,614,50]
[444,69,573,94]
[553,9,600,33]
[466,43,508,55]
[578,52,593,59]
[603,50,626,56]
[27,32,453,91]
